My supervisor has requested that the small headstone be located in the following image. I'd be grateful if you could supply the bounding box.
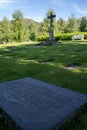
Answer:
[0,78,87,130]
[39,59,54,64]
[65,66,78,70]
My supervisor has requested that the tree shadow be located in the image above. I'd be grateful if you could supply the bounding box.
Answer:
[0,43,87,93]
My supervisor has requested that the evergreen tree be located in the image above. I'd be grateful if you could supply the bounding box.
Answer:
[79,17,87,32]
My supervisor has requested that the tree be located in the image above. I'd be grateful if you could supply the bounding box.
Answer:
[0,17,12,43]
[28,22,37,40]
[79,17,87,32]
[39,9,56,35]
[12,9,25,42]
[57,18,67,33]
[65,14,78,33]
[12,9,24,20]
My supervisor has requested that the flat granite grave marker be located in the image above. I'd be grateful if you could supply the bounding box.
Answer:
[0,78,87,130]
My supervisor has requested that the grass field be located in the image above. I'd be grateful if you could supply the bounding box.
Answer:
[0,41,87,130]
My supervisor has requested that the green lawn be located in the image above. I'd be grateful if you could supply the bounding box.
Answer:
[0,41,87,130]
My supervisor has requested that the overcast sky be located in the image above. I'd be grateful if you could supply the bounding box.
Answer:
[0,0,87,21]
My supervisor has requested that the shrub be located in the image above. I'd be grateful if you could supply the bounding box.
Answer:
[36,35,49,41]
[36,32,87,41]
[84,33,87,39]
[55,33,73,41]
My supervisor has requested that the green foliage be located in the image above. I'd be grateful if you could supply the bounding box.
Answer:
[36,35,49,41]
[29,32,37,41]
[57,18,67,33]
[28,22,38,41]
[12,9,24,20]
[79,17,87,32]
[38,9,56,35]
[0,9,87,43]
[55,33,73,41]
[65,14,78,33]
[0,42,87,93]
[37,32,87,41]
[12,10,25,42]
[0,17,13,43]
[84,33,87,39]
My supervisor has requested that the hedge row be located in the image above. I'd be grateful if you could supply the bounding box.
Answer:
[37,32,87,41]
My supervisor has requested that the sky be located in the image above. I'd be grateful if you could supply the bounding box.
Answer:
[0,0,87,22]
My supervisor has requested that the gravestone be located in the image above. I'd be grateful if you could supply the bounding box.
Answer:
[0,78,87,130]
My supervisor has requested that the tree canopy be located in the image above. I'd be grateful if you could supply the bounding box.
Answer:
[0,9,87,43]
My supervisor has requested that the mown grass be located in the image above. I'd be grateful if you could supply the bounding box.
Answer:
[0,41,87,130]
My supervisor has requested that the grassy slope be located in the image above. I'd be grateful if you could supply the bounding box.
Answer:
[0,41,87,130]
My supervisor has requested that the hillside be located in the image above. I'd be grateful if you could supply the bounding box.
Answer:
[23,18,41,28]
[78,16,87,20]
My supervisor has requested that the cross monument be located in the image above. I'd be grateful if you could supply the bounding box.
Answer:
[48,11,56,41]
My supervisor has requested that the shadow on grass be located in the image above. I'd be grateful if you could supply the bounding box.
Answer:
[52,103,87,130]
[0,108,22,130]
[0,43,87,94]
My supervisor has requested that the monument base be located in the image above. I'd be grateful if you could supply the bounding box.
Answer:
[35,40,60,46]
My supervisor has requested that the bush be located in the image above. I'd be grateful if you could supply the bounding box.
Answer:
[36,35,49,41]
[29,32,37,41]
[36,32,87,41]
[84,33,87,39]
[55,33,73,41]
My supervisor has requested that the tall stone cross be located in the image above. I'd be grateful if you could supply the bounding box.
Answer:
[48,11,56,41]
